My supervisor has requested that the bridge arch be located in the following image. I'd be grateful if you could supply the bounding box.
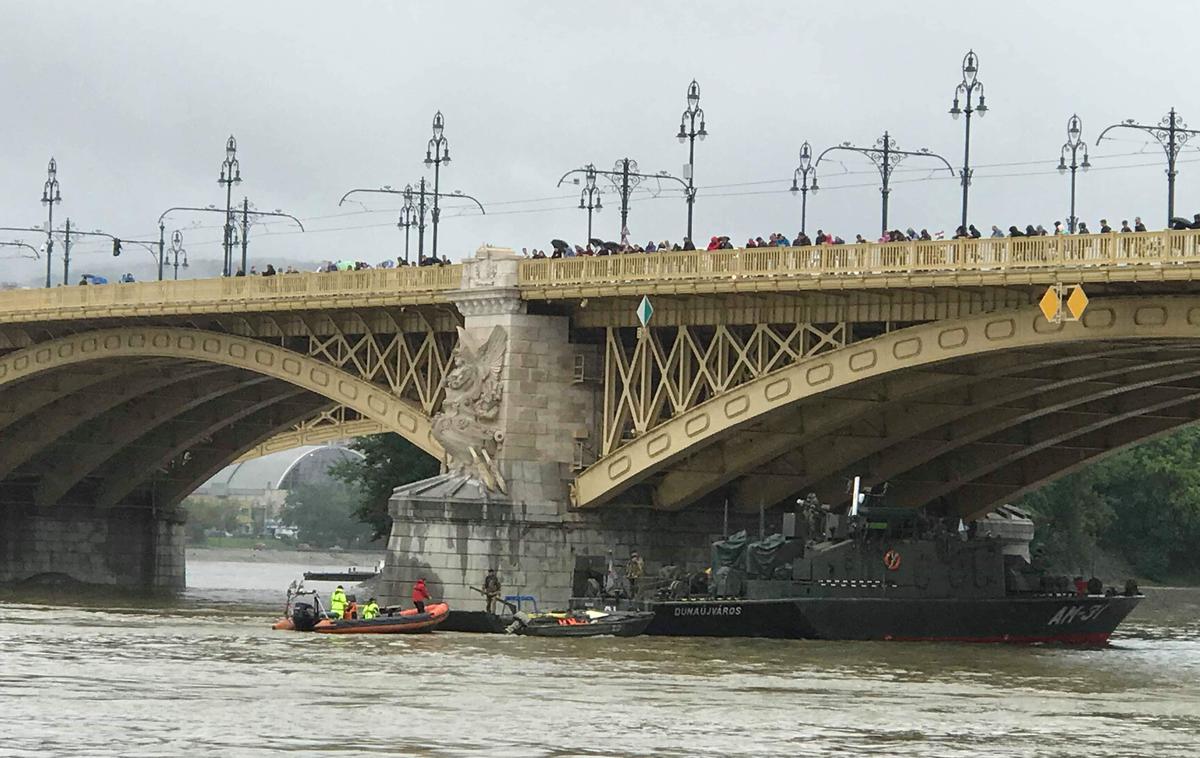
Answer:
[0,327,440,458]
[0,327,442,511]
[574,297,1200,513]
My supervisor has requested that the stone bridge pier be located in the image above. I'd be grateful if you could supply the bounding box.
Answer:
[379,247,736,611]
[0,504,185,590]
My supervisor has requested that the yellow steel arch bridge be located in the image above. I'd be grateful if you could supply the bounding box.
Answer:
[1,231,1200,523]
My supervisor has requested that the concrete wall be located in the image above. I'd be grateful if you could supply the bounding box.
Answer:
[380,495,764,611]
[0,505,185,590]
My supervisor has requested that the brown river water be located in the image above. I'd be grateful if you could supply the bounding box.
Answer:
[1,556,1198,757]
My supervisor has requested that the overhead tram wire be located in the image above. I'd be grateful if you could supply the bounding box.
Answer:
[107,146,1200,247]
[172,151,1200,243]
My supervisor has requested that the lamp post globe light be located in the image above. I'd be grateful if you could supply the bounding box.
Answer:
[424,111,450,259]
[790,141,816,235]
[677,79,707,240]
[949,50,988,230]
[1056,114,1091,233]
[40,157,62,288]
[217,135,242,276]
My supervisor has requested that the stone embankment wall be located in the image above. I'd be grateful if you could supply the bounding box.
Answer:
[0,505,185,589]
[380,496,761,611]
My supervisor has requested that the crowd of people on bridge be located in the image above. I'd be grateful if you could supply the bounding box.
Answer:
[522,211,1200,259]
[62,208,1200,285]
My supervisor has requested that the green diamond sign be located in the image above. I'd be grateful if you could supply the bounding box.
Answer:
[636,295,654,327]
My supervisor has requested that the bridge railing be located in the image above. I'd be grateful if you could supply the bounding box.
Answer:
[517,229,1200,289]
[0,265,463,318]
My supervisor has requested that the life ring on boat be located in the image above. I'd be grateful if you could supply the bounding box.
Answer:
[883,549,902,571]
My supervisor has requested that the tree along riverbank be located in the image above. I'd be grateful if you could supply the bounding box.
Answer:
[1019,426,1200,586]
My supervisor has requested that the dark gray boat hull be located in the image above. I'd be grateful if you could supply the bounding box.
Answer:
[641,594,1142,643]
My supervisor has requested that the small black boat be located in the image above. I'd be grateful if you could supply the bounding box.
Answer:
[506,609,654,637]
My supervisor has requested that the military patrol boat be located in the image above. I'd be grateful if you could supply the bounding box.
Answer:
[588,490,1143,644]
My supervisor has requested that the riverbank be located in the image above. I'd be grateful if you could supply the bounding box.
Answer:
[187,545,384,567]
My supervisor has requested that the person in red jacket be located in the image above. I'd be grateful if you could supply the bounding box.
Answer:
[412,578,432,613]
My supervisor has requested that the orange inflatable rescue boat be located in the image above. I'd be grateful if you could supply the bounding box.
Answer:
[272,587,449,634]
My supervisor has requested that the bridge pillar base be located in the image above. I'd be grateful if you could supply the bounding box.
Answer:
[380,480,756,611]
[0,505,185,590]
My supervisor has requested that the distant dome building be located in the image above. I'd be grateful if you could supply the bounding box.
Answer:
[197,444,363,497]
[188,444,363,537]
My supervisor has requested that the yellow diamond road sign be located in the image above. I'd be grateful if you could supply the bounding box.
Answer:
[1039,287,1061,322]
[1066,285,1089,320]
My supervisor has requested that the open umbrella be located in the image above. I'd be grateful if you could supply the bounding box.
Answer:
[550,239,570,251]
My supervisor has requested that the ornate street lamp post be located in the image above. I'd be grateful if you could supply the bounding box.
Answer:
[398,186,419,265]
[949,50,988,230]
[424,112,450,259]
[1097,108,1200,225]
[557,161,686,242]
[816,133,954,236]
[339,182,482,265]
[1056,115,1091,233]
[789,141,817,235]
[676,79,707,241]
[578,163,602,243]
[40,158,62,288]
[217,136,242,276]
[168,230,188,280]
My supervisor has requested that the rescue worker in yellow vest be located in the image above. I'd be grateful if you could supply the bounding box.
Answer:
[361,597,380,620]
[329,585,347,619]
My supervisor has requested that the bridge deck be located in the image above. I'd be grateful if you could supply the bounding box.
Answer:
[2,232,1200,323]
[518,230,1200,298]
[0,265,463,322]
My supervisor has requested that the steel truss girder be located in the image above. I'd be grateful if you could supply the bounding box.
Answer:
[602,322,852,455]
[303,316,453,416]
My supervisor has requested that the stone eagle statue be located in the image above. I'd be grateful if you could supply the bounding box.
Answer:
[431,325,507,493]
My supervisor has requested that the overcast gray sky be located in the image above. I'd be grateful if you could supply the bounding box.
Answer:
[2,0,1198,284]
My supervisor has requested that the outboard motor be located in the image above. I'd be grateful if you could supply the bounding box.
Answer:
[291,601,321,632]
